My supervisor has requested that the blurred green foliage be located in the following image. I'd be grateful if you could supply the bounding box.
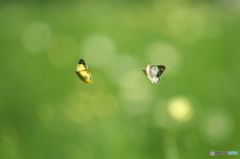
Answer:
[0,0,240,159]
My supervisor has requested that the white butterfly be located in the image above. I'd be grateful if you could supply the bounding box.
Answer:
[142,62,166,84]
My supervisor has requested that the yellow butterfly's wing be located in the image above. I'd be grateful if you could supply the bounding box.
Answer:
[76,59,88,71]
[75,59,93,84]
[77,69,93,84]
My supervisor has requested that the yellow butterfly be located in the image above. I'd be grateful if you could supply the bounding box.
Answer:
[75,59,93,84]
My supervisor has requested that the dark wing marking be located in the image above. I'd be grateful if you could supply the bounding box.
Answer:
[78,59,88,69]
[156,65,165,77]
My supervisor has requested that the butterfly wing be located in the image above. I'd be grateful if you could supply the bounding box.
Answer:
[150,65,165,77]
[75,59,93,84]
[142,63,157,83]
[149,65,165,84]
[148,75,161,84]
[77,69,93,84]
[142,63,150,77]
[142,62,166,84]
[76,59,88,71]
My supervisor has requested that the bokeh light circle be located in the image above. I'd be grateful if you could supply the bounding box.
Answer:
[168,96,193,122]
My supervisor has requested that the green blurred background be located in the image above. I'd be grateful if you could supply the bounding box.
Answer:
[0,0,240,159]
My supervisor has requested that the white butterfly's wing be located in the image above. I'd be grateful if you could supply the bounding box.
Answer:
[144,76,157,83]
[142,64,157,83]
[142,63,150,75]
[149,75,161,83]
[142,63,165,84]
[147,67,159,84]
[149,65,165,83]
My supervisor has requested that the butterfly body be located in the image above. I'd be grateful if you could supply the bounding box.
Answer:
[142,62,165,84]
[75,59,93,84]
